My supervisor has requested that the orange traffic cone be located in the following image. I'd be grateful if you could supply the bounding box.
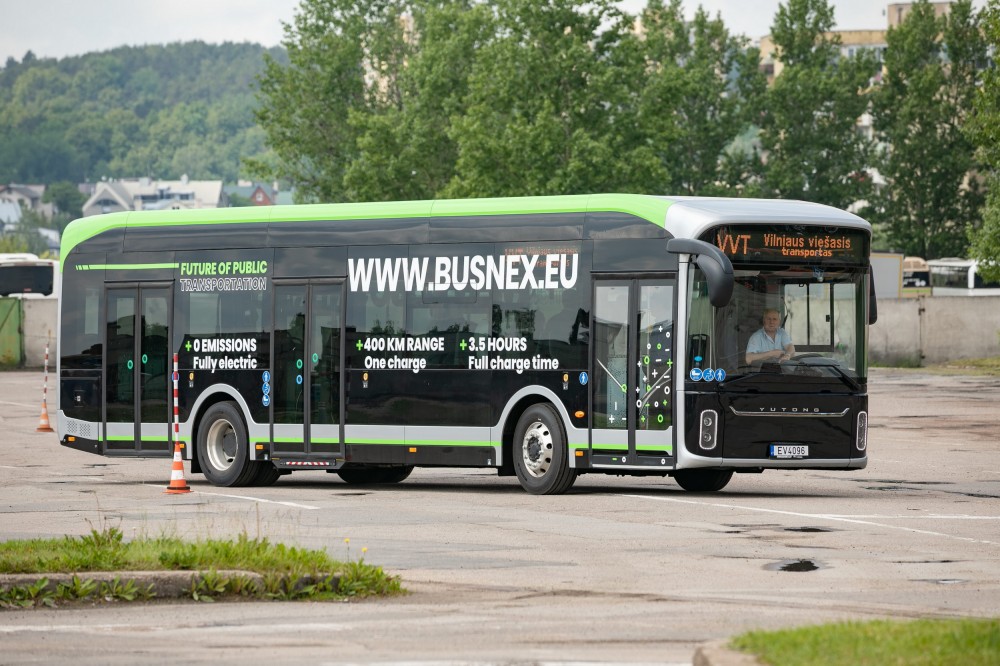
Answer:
[164,441,192,494]
[36,339,54,433]
[36,403,53,432]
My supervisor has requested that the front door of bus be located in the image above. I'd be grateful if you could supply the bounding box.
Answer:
[104,284,172,455]
[272,282,343,458]
[591,279,675,465]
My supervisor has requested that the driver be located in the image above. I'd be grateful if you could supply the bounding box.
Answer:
[746,308,795,364]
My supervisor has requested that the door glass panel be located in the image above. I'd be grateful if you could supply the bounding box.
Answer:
[274,286,306,425]
[593,284,629,429]
[636,284,673,431]
[139,290,169,423]
[310,284,341,450]
[106,291,135,427]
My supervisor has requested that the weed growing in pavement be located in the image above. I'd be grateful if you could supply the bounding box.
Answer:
[0,527,403,608]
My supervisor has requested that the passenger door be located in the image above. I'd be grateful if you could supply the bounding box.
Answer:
[271,281,344,458]
[590,278,675,467]
[104,284,172,455]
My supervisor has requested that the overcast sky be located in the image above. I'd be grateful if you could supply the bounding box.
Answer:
[0,1,962,65]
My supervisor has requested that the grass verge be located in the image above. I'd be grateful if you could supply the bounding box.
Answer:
[0,527,402,608]
[730,618,1000,665]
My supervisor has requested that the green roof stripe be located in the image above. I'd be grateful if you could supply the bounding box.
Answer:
[76,263,179,271]
[60,194,672,268]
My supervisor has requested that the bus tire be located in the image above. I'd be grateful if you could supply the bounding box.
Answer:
[250,462,282,486]
[673,468,734,492]
[336,465,414,485]
[196,402,256,487]
[512,403,576,495]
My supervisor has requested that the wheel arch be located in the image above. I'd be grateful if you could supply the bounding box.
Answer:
[185,385,257,474]
[494,386,579,474]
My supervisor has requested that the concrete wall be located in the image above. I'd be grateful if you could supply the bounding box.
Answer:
[871,295,1000,365]
[22,299,58,367]
[16,294,1000,368]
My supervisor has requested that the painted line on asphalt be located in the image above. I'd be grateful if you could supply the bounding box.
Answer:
[622,494,997,545]
[195,490,320,510]
[0,400,40,408]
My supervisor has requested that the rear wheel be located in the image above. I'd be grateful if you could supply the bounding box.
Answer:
[249,462,282,486]
[673,468,734,492]
[336,465,414,485]
[512,403,576,495]
[196,402,256,487]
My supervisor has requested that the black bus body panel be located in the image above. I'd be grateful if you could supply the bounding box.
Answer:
[685,390,867,462]
[60,209,673,465]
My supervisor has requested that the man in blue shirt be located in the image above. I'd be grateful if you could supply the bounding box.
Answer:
[745,308,795,365]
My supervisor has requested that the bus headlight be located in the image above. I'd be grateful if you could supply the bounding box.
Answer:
[699,409,718,451]
[856,411,868,452]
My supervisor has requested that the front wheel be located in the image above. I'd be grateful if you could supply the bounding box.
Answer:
[673,468,734,492]
[196,402,256,487]
[512,403,575,495]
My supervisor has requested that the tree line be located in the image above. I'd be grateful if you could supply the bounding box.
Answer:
[0,41,285,186]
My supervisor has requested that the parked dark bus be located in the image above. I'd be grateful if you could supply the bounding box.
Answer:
[57,195,873,494]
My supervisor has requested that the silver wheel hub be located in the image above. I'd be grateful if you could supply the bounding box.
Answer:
[206,419,238,472]
[520,420,553,478]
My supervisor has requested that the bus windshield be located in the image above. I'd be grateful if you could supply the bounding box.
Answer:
[687,263,868,387]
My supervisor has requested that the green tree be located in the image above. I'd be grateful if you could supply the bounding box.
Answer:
[1,209,50,255]
[619,0,765,196]
[869,0,985,259]
[758,0,877,208]
[0,42,280,186]
[343,0,492,201]
[250,0,407,202]
[444,0,630,197]
[967,1,1000,280]
[43,181,86,216]
[42,181,86,231]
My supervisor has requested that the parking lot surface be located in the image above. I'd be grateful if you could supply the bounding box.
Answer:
[0,369,998,664]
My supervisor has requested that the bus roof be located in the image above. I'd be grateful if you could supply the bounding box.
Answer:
[928,258,976,267]
[60,194,871,262]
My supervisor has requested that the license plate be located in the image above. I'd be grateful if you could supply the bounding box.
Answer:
[770,444,808,459]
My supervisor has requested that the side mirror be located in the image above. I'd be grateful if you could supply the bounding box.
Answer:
[667,238,735,308]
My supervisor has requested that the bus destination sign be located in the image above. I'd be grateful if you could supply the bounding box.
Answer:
[704,225,868,263]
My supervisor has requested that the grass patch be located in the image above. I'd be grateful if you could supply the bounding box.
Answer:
[1,527,402,608]
[730,618,1000,666]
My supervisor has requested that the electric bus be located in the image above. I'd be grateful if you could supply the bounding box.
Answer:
[57,195,873,494]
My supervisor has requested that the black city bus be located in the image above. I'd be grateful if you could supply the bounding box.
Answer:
[57,195,873,494]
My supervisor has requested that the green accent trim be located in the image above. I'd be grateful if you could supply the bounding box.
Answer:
[60,194,672,263]
[60,212,130,271]
[270,437,342,444]
[76,263,179,271]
